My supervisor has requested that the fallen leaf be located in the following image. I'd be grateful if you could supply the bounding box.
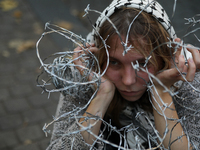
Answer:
[71,9,85,19]
[16,40,35,53]
[2,50,10,57]
[55,20,73,30]
[24,139,32,145]
[13,10,22,19]
[0,0,18,11]
[8,39,35,53]
[33,22,43,35]
[8,39,23,49]
[35,67,42,74]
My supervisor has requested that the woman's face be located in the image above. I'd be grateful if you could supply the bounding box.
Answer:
[103,37,157,102]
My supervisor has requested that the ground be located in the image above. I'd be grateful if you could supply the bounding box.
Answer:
[0,0,199,149]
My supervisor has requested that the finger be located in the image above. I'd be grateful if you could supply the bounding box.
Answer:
[73,47,83,60]
[73,52,83,67]
[173,38,182,63]
[73,46,86,69]
[73,45,98,76]
[176,55,187,81]
[86,45,99,54]
[174,38,181,43]
[177,55,185,73]
[186,45,200,68]
[85,43,95,47]
[77,43,98,56]
[159,55,185,81]
[185,58,196,82]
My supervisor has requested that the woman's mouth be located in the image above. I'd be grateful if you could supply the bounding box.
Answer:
[119,90,140,96]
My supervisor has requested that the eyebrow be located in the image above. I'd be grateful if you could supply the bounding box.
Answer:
[109,56,146,62]
[109,56,119,60]
[134,58,146,62]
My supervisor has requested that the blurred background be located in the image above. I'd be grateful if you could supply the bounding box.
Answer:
[0,0,199,150]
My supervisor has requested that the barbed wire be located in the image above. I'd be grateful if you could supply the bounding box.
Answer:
[36,1,200,150]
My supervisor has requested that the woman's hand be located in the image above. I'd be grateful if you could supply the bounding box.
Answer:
[73,43,98,78]
[155,38,200,90]
[72,43,115,98]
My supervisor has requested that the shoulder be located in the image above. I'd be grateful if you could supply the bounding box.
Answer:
[174,71,200,119]
[177,72,200,99]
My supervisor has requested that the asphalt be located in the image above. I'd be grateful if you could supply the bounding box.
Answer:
[0,0,199,150]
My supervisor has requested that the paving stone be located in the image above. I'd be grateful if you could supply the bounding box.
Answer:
[0,103,6,116]
[0,147,13,150]
[22,108,48,124]
[10,84,33,97]
[0,75,15,88]
[14,143,40,150]
[38,138,51,150]
[0,63,17,75]
[4,98,30,113]
[15,71,38,84]
[0,141,6,150]
[45,104,57,117]
[16,125,44,143]
[28,93,53,108]
[0,88,10,101]
[19,57,39,71]
[0,131,19,149]
[0,50,20,64]
[0,114,23,130]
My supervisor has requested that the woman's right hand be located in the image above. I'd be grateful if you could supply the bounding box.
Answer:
[73,43,98,76]
[73,43,115,101]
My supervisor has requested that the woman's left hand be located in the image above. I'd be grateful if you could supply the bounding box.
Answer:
[155,38,200,90]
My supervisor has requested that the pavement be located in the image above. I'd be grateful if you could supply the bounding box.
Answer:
[0,0,199,150]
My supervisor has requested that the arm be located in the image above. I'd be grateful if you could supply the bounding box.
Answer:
[79,77,115,145]
[71,43,115,145]
[152,87,189,149]
[152,38,199,149]
[46,47,99,149]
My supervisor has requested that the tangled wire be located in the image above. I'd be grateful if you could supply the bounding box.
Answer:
[36,2,200,150]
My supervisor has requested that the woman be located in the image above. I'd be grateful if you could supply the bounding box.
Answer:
[46,0,200,149]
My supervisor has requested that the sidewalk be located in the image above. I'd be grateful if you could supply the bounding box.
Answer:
[0,0,60,149]
[0,0,111,149]
[0,0,199,150]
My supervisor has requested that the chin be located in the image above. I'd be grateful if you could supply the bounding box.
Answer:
[121,95,142,102]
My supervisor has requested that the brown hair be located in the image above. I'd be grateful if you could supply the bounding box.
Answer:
[95,8,174,127]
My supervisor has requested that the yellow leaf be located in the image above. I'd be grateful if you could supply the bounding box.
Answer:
[8,39,35,53]
[24,139,32,145]
[2,50,10,57]
[0,0,18,11]
[71,9,85,19]
[33,22,43,35]
[8,39,23,49]
[55,20,73,30]
[16,40,35,53]
[13,10,22,19]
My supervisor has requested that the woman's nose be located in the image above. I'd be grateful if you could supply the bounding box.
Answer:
[122,67,136,86]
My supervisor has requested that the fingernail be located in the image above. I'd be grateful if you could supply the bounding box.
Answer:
[188,58,194,63]
[180,55,184,59]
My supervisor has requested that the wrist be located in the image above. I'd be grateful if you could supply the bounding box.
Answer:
[151,85,173,107]
[92,93,113,107]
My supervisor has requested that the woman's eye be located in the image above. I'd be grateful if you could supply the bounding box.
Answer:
[139,62,145,67]
[109,60,119,65]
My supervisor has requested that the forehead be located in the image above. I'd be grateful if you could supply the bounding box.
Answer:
[108,35,146,59]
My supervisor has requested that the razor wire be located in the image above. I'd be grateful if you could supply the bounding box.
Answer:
[36,1,200,150]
